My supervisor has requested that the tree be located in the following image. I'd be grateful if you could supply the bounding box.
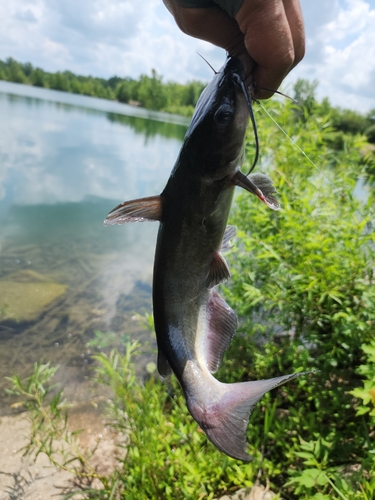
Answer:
[182,81,205,106]
[116,78,138,103]
[107,76,123,89]
[137,69,168,110]
[31,68,46,87]
[6,58,26,83]
[365,108,375,143]
[48,72,70,91]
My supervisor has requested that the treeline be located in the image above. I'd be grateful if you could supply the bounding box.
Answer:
[1,57,375,143]
[0,57,205,116]
[293,79,375,144]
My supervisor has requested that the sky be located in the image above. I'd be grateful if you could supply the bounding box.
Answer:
[1,0,375,113]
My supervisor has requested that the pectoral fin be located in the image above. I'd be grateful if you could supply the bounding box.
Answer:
[248,173,280,210]
[234,171,280,210]
[104,195,162,225]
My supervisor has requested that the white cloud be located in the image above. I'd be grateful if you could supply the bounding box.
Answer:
[299,0,340,64]
[44,0,147,44]
[286,0,375,112]
[323,0,370,40]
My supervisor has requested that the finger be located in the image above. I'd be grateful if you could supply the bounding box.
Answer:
[164,0,244,53]
[283,0,305,69]
[236,0,297,99]
[164,0,258,77]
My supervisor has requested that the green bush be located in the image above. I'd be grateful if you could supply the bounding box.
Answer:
[8,345,270,500]
[93,345,264,500]
[220,98,375,498]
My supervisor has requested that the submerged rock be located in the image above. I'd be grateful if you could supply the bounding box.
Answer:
[0,270,67,322]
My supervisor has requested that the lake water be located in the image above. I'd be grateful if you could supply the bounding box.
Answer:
[0,82,189,415]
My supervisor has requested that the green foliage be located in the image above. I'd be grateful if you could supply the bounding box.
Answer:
[136,70,168,110]
[115,77,138,103]
[292,79,375,146]
[5,57,27,83]
[365,110,375,144]
[31,67,46,87]
[7,345,269,499]
[11,336,375,499]
[92,344,261,500]
[222,96,375,498]
[350,341,375,419]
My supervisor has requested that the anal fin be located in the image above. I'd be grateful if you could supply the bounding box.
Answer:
[104,195,162,225]
[205,289,237,373]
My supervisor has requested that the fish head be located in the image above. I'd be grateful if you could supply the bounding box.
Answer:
[184,56,252,181]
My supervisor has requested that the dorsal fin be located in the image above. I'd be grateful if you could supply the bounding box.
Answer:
[204,289,237,373]
[104,195,162,225]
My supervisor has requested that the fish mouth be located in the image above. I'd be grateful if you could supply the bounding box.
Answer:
[223,56,246,80]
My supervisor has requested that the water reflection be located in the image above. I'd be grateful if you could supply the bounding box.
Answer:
[0,80,190,127]
[107,112,186,142]
[0,83,187,414]
[0,91,186,208]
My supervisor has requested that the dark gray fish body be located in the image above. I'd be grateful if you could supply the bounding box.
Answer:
[105,57,301,461]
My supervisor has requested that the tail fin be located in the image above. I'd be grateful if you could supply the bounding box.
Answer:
[197,372,309,461]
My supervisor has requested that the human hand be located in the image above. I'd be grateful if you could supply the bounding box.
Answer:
[163,0,305,99]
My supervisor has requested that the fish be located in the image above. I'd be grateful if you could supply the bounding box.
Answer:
[104,56,305,461]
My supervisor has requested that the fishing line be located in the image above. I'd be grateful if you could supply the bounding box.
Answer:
[234,76,259,174]
[257,100,372,226]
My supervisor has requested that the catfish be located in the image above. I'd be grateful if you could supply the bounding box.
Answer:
[105,56,305,461]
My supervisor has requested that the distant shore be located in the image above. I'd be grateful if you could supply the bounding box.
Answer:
[0,57,205,117]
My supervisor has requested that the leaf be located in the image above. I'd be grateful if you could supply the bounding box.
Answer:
[356,406,370,416]
[286,468,329,489]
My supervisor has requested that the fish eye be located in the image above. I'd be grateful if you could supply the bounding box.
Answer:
[214,104,234,126]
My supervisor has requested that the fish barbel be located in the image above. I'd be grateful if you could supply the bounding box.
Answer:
[105,56,305,461]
